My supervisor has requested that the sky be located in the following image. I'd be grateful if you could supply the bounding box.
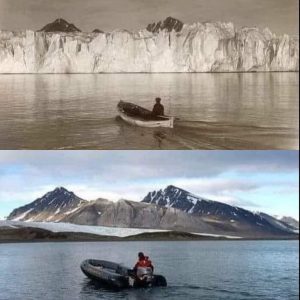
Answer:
[0,0,298,35]
[0,150,298,220]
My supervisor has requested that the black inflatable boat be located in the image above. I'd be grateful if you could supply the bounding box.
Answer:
[80,259,167,289]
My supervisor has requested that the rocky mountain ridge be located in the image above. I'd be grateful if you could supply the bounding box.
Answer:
[7,187,86,222]
[7,186,298,238]
[146,16,183,33]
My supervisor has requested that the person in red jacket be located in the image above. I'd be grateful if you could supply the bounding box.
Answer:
[133,252,154,274]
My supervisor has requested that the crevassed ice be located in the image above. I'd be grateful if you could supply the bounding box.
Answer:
[0,22,298,73]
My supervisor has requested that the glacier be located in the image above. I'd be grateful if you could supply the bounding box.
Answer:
[0,21,298,73]
[0,220,241,238]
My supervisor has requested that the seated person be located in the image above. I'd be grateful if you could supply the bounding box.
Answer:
[152,98,164,116]
[133,252,154,278]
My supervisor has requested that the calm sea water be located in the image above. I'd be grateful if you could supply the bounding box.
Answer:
[0,241,298,300]
[0,73,298,149]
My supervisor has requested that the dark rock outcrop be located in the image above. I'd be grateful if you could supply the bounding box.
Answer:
[146,17,183,33]
[92,29,104,33]
[39,18,81,32]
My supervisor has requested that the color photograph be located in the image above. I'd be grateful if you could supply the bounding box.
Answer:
[0,150,299,299]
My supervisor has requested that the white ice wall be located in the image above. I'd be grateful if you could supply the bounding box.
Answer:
[0,22,298,73]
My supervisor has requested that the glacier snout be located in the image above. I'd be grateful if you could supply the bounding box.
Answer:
[0,22,298,73]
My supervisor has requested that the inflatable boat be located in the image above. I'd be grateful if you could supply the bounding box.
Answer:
[80,259,167,289]
[117,100,174,128]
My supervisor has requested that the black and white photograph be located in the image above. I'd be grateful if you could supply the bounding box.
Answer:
[0,0,298,149]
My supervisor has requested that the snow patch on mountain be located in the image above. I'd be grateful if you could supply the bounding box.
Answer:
[10,208,34,221]
[191,232,241,239]
[63,207,81,215]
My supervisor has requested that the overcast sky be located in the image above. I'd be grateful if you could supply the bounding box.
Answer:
[0,150,298,220]
[0,0,298,34]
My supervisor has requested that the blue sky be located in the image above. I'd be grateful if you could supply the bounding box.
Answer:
[0,150,298,220]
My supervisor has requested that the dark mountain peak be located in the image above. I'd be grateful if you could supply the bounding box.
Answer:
[40,187,80,204]
[55,18,68,24]
[165,185,187,193]
[142,185,202,212]
[39,18,81,32]
[51,186,73,195]
[39,186,74,200]
[146,17,184,33]
[165,184,178,190]
[93,29,104,33]
[7,187,86,221]
[165,16,183,26]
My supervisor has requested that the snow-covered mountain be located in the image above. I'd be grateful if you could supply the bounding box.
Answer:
[6,188,216,234]
[142,185,297,235]
[7,187,87,222]
[6,186,298,238]
[0,17,298,73]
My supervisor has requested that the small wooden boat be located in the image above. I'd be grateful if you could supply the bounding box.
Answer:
[80,259,167,289]
[117,100,174,128]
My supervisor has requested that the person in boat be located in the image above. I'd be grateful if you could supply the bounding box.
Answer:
[152,98,164,116]
[133,252,154,278]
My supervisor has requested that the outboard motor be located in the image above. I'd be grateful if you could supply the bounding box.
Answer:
[136,267,153,284]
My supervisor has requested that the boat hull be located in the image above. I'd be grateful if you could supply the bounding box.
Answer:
[117,101,174,128]
[80,259,167,289]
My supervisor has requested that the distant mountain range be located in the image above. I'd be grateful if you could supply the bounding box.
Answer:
[38,18,104,34]
[1,17,298,73]
[6,186,298,239]
[142,185,299,233]
[38,17,184,34]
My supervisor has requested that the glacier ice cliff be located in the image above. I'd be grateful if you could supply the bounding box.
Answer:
[0,22,298,73]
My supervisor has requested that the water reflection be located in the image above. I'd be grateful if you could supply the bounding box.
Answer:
[0,73,298,149]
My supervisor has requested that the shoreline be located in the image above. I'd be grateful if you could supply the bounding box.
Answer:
[1,232,298,244]
[1,238,298,244]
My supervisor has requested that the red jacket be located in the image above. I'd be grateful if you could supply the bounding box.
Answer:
[134,256,154,271]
